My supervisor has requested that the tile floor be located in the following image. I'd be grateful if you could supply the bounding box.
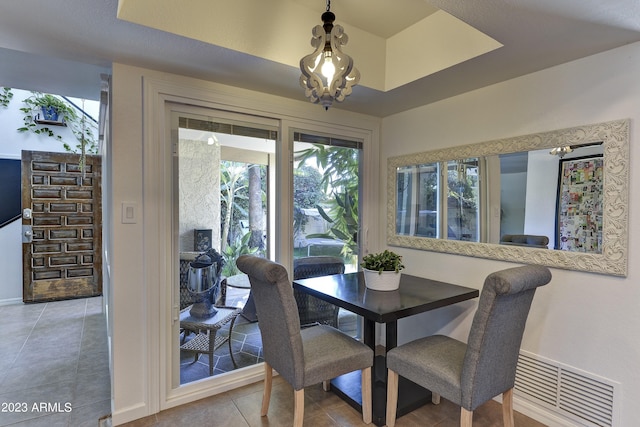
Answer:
[0,296,546,427]
[0,297,110,427]
[120,374,547,427]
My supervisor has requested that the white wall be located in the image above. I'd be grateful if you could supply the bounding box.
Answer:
[500,170,526,236]
[523,149,558,248]
[0,88,99,303]
[381,41,640,426]
[109,63,381,424]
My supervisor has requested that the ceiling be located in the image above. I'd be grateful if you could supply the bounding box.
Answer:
[0,0,639,117]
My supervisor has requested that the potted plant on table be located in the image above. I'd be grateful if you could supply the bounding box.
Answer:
[361,250,405,291]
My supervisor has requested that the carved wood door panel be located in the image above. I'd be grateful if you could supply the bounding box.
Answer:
[21,151,102,303]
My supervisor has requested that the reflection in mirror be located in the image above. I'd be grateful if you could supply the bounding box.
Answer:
[396,159,481,241]
[497,143,604,252]
[388,119,629,276]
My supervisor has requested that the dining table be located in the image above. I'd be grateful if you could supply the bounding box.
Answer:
[293,271,479,426]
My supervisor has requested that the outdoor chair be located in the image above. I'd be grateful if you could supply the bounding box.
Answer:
[293,256,345,328]
[385,265,552,427]
[236,255,373,426]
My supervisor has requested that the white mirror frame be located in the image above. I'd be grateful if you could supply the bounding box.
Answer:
[387,119,629,277]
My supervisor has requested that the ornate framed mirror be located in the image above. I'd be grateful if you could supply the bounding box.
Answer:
[387,119,629,276]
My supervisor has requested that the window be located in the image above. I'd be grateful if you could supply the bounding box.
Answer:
[293,131,362,272]
[396,157,482,241]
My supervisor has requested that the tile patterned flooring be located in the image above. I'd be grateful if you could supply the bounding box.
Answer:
[180,286,265,383]
[121,374,547,427]
[179,314,265,383]
[0,295,546,426]
[0,297,110,427]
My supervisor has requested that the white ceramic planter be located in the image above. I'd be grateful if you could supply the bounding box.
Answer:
[363,268,402,291]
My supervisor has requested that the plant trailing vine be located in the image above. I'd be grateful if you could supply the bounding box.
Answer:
[0,87,13,108]
[18,93,77,140]
[16,91,98,172]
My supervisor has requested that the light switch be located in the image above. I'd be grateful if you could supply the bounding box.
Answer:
[121,202,138,224]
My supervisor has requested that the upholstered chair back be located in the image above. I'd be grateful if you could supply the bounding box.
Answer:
[236,255,306,389]
[460,264,552,410]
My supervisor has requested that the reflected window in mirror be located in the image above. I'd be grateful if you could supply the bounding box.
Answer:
[396,158,482,242]
[387,119,629,276]
[396,162,440,238]
[446,158,481,242]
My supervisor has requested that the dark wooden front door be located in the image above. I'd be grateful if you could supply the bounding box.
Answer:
[21,151,102,303]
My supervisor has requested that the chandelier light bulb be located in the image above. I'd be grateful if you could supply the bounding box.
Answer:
[321,52,335,82]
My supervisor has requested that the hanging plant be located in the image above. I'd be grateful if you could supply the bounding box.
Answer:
[17,92,99,172]
[18,92,77,139]
[0,87,13,108]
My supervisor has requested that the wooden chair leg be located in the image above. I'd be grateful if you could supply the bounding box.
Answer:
[502,388,514,427]
[386,369,399,427]
[460,407,473,427]
[361,367,372,424]
[432,392,441,405]
[261,363,273,417]
[293,388,305,427]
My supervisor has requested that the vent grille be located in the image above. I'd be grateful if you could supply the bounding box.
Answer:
[515,351,617,427]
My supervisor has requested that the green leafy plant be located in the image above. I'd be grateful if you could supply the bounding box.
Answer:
[0,87,13,108]
[295,144,360,257]
[17,92,98,172]
[18,93,77,136]
[361,250,405,274]
[221,232,259,277]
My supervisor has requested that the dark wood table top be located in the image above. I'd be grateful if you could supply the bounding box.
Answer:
[293,272,479,323]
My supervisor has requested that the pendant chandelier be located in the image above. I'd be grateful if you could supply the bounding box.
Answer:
[550,146,573,158]
[299,0,360,110]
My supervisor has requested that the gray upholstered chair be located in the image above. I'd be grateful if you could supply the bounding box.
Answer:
[385,265,552,427]
[236,255,373,426]
[293,256,345,328]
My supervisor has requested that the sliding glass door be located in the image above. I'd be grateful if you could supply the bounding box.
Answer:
[172,110,277,386]
[164,104,374,403]
[292,130,362,337]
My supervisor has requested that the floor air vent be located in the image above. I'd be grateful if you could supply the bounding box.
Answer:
[515,351,618,427]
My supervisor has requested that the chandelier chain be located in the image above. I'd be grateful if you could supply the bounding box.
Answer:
[326,0,331,12]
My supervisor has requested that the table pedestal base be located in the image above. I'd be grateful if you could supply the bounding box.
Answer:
[330,355,431,426]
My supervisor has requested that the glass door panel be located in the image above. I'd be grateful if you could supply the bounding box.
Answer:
[292,131,362,337]
[175,113,276,386]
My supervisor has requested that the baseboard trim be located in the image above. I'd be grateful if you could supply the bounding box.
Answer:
[0,297,22,306]
[111,402,150,426]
